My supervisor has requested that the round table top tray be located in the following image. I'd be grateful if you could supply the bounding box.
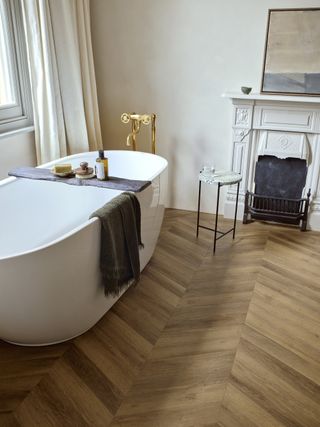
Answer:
[199,170,242,186]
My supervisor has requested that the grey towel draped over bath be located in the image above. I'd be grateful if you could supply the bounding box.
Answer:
[90,192,143,296]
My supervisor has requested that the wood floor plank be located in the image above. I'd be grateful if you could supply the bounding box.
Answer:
[229,338,320,427]
[47,359,113,425]
[16,375,90,427]
[0,341,68,412]
[0,412,20,427]
[61,344,124,415]
[220,382,285,427]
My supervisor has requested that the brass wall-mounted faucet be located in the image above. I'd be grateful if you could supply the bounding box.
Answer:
[121,112,156,154]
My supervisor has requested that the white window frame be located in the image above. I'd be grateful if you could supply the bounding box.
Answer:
[0,0,33,134]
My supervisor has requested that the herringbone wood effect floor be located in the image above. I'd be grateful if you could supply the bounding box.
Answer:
[0,209,319,426]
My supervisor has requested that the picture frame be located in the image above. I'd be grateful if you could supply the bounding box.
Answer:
[261,8,320,96]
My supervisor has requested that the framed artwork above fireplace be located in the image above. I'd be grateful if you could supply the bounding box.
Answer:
[261,8,320,96]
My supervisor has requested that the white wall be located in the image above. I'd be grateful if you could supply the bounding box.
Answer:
[91,0,320,213]
[0,130,36,179]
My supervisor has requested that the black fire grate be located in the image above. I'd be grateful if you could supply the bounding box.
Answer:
[243,191,311,230]
[243,155,311,231]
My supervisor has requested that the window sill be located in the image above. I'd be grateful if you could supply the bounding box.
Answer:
[0,126,35,140]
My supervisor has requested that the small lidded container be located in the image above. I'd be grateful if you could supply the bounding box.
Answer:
[74,162,95,179]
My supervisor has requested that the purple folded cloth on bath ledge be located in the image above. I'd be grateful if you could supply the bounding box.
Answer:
[8,167,151,193]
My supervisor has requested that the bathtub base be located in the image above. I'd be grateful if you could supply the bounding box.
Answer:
[5,333,86,347]
[5,322,104,347]
[3,281,133,346]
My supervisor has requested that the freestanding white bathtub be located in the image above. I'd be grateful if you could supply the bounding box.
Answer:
[0,150,167,346]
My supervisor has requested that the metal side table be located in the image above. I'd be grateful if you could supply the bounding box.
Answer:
[196,170,242,253]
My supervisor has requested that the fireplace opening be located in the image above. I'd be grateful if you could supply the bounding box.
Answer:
[243,155,311,231]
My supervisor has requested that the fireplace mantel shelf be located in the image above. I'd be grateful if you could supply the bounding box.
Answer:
[222,92,320,104]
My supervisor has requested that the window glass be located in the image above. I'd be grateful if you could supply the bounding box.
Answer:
[0,1,16,106]
[0,0,33,133]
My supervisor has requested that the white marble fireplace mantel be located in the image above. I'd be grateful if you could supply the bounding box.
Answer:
[222,92,320,230]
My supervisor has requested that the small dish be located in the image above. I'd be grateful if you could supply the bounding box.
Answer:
[241,86,252,95]
[75,172,95,179]
[51,169,75,178]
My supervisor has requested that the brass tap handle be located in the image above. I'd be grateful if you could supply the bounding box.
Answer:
[142,115,151,125]
[121,113,130,124]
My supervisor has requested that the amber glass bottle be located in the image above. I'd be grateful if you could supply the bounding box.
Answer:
[95,150,108,180]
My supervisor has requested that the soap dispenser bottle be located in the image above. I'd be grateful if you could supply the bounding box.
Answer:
[95,150,108,180]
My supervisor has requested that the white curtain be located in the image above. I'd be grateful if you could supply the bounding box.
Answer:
[22,0,103,164]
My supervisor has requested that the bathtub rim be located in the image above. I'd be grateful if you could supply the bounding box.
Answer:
[42,150,168,182]
[0,150,168,262]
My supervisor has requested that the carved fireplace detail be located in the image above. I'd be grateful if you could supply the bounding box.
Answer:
[223,93,320,230]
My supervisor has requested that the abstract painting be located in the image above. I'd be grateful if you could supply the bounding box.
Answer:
[261,8,320,96]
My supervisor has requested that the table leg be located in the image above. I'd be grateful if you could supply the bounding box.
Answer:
[233,181,240,239]
[196,180,201,237]
[213,183,221,253]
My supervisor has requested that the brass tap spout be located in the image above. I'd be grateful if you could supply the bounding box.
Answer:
[121,112,157,154]
[126,119,141,149]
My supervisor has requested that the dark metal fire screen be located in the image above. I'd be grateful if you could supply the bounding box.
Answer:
[243,155,311,231]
